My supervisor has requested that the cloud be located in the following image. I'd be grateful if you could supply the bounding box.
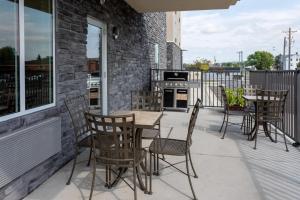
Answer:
[182,3,300,63]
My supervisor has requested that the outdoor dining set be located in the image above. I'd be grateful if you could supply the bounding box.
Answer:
[218,85,289,152]
[62,84,290,200]
[64,90,201,200]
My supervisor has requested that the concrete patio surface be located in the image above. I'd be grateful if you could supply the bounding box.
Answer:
[25,108,300,200]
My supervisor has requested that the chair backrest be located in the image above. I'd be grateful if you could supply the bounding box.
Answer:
[131,90,162,111]
[244,85,261,96]
[186,98,201,146]
[255,90,288,122]
[219,85,229,110]
[65,95,90,142]
[84,113,136,162]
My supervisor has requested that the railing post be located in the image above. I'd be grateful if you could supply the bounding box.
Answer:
[201,71,204,105]
[294,70,300,146]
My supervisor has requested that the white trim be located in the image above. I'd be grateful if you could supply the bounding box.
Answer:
[0,0,56,122]
[0,103,56,122]
[19,0,25,112]
[87,17,108,115]
[52,0,56,108]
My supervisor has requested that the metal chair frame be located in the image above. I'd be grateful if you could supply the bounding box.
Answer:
[241,85,261,132]
[131,90,166,171]
[219,86,244,139]
[252,90,289,151]
[64,95,93,185]
[148,98,201,200]
[85,113,148,200]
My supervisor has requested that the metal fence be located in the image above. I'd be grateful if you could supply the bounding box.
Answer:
[150,68,300,144]
[249,70,300,144]
[151,68,247,107]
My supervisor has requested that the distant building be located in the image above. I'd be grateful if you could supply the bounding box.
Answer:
[282,52,300,70]
[166,11,182,70]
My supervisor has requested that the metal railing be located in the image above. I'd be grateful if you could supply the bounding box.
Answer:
[151,68,247,107]
[249,70,300,144]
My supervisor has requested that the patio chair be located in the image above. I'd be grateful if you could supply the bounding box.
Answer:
[252,90,289,151]
[131,90,163,140]
[85,113,148,200]
[241,85,261,132]
[219,85,243,139]
[148,98,201,200]
[64,95,93,185]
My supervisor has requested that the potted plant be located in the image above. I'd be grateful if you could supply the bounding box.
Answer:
[225,87,245,110]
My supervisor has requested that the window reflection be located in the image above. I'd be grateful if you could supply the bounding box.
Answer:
[0,0,20,117]
[87,24,102,108]
[24,0,53,109]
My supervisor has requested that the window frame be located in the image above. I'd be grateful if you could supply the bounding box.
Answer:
[0,0,56,122]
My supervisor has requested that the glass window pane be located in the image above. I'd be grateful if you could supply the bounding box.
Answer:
[87,24,102,108]
[0,0,20,117]
[24,0,53,109]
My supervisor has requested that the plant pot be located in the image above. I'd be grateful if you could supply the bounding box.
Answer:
[229,105,244,111]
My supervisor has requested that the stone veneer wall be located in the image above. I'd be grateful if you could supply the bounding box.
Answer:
[0,0,166,199]
[167,42,182,70]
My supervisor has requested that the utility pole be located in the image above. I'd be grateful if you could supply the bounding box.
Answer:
[283,37,287,70]
[237,51,243,67]
[283,28,297,70]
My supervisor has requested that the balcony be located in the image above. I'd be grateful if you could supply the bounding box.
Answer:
[24,108,300,200]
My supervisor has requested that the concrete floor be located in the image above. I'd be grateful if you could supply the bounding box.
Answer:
[25,108,300,200]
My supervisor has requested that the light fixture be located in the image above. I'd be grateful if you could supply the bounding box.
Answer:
[112,26,119,40]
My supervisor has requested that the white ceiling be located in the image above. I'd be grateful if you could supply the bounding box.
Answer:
[124,0,239,12]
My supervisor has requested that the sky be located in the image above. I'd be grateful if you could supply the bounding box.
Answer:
[0,0,52,61]
[182,0,300,64]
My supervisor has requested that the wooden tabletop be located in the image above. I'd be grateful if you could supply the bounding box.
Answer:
[243,95,279,101]
[112,110,163,129]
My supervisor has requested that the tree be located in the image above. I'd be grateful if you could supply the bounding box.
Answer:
[0,46,16,65]
[246,51,274,70]
[297,62,300,69]
[274,54,282,70]
[192,58,210,71]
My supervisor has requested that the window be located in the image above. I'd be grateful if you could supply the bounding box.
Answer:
[0,0,55,120]
[154,43,159,67]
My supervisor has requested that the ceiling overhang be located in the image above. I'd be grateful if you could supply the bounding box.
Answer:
[125,0,239,12]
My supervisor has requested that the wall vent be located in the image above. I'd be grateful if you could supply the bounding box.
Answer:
[0,117,61,188]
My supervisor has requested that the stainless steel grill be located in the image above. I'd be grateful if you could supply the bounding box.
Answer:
[153,71,189,112]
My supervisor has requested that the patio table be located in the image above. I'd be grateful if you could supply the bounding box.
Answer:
[243,95,279,142]
[110,110,163,191]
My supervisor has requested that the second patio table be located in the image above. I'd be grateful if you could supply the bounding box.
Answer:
[243,95,280,142]
[111,110,163,191]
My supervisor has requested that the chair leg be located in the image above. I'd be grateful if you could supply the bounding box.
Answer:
[275,128,278,143]
[221,112,229,139]
[156,153,160,176]
[283,132,289,152]
[105,166,108,188]
[158,130,165,160]
[144,154,148,194]
[66,147,78,185]
[87,147,92,167]
[219,112,226,133]
[149,152,153,194]
[254,125,258,150]
[89,151,96,200]
[108,166,112,189]
[241,115,245,130]
[188,151,198,178]
[153,152,157,175]
[282,123,289,152]
[133,164,137,200]
[186,154,197,200]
